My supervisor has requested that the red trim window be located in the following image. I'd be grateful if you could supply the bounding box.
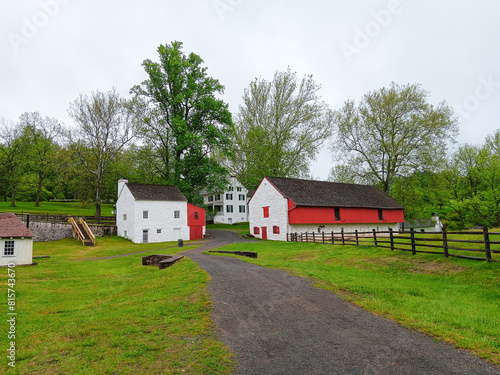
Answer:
[263,206,269,218]
[273,226,280,234]
[254,227,260,235]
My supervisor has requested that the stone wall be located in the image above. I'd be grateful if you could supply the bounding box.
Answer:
[22,220,116,242]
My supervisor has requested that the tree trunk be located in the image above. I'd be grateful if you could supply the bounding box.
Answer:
[35,175,43,207]
[10,186,15,207]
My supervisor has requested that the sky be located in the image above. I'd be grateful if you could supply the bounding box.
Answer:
[1,0,499,180]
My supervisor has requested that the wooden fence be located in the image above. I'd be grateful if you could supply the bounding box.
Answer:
[287,227,500,262]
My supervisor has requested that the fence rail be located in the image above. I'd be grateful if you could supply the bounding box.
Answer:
[287,227,499,262]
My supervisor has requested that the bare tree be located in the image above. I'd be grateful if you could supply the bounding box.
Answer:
[68,89,134,220]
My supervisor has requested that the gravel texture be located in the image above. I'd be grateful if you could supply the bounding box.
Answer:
[181,230,500,375]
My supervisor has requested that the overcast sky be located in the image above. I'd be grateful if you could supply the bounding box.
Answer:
[1,0,499,179]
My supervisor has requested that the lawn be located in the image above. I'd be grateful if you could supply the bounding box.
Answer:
[206,222,250,236]
[0,201,115,217]
[211,240,500,365]
[1,237,235,374]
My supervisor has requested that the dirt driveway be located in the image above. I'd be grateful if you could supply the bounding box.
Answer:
[181,230,500,375]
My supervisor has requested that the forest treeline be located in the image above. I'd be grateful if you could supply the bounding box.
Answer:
[1,41,498,229]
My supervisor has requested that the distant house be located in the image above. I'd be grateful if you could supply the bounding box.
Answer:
[201,176,251,224]
[0,213,34,266]
[400,213,443,232]
[249,177,405,241]
[116,179,205,243]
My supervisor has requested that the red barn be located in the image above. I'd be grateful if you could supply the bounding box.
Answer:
[248,177,404,241]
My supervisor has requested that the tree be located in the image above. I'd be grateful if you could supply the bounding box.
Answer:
[68,89,134,220]
[18,112,62,206]
[0,118,28,206]
[330,82,458,193]
[232,68,333,189]
[130,41,234,203]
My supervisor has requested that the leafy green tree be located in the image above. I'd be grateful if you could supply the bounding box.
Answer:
[18,112,62,206]
[130,41,234,203]
[0,118,28,206]
[232,68,333,189]
[68,89,134,220]
[330,82,458,193]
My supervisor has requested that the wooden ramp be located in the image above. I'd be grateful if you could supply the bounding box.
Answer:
[68,217,96,246]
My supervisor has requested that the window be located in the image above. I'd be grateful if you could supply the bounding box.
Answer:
[378,209,383,221]
[143,211,148,219]
[215,194,221,201]
[334,208,340,221]
[174,211,180,218]
[254,227,260,235]
[226,205,233,213]
[123,214,127,221]
[226,193,233,200]
[157,229,162,234]
[228,186,234,191]
[4,241,14,256]
[124,230,127,238]
[239,205,246,213]
[194,212,199,219]
[215,205,222,212]
[263,206,269,218]
[239,194,245,201]
[237,187,242,192]
[208,196,214,202]
[273,226,280,234]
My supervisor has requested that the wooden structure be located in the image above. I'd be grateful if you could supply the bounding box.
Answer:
[68,217,96,246]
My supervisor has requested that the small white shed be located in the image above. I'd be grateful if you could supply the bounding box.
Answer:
[0,213,34,266]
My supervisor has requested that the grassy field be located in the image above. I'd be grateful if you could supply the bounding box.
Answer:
[0,201,115,217]
[1,237,235,374]
[210,240,500,365]
[206,222,250,236]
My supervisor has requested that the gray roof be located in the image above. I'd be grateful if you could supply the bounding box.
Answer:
[126,183,187,202]
[265,177,403,209]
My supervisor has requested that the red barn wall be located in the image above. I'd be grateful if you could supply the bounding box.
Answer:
[288,207,404,224]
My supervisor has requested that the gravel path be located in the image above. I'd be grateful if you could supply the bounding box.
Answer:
[181,230,500,375]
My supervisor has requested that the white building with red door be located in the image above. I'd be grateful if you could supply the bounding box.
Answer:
[248,177,404,241]
[116,179,205,243]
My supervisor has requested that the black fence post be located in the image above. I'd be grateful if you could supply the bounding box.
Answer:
[355,230,359,246]
[389,227,394,251]
[372,229,377,247]
[322,231,325,244]
[442,227,449,258]
[341,228,345,245]
[312,231,315,243]
[305,232,308,242]
[331,231,335,245]
[410,228,416,255]
[483,227,492,262]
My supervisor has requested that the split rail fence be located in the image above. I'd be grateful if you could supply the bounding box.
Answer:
[287,227,500,262]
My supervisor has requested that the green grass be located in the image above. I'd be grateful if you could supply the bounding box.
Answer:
[207,222,250,236]
[211,240,500,365]
[1,237,235,374]
[0,201,115,217]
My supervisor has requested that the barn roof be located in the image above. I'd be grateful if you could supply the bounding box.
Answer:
[0,213,34,238]
[126,184,187,202]
[265,177,403,209]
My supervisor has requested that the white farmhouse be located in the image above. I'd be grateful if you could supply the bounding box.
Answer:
[201,176,252,224]
[249,177,405,241]
[0,213,34,266]
[116,179,206,243]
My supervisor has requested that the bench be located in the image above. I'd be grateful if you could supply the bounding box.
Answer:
[142,254,184,269]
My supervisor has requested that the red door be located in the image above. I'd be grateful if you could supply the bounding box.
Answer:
[261,227,267,240]
[190,225,203,240]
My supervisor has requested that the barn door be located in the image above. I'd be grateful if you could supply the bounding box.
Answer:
[261,226,267,240]
[142,230,148,243]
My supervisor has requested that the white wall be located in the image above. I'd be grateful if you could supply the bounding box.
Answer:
[203,176,249,224]
[116,182,190,244]
[0,238,33,266]
[248,177,289,241]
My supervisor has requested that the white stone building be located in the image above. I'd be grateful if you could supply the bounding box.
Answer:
[201,176,252,224]
[0,213,34,266]
[249,177,405,241]
[116,179,205,243]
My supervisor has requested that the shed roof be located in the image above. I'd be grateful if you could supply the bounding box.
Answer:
[265,177,403,209]
[126,184,187,202]
[0,213,34,238]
